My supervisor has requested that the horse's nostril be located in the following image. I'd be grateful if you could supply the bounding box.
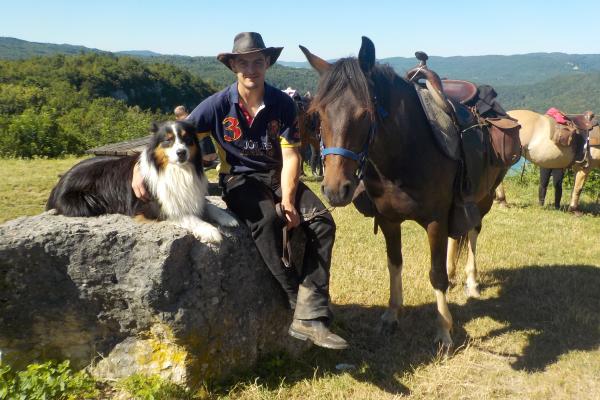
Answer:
[340,181,351,200]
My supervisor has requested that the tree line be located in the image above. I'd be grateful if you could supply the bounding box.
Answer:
[0,53,215,157]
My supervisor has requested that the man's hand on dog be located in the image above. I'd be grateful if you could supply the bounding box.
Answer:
[132,164,150,201]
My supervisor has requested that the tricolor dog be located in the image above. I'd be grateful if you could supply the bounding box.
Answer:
[46,120,237,242]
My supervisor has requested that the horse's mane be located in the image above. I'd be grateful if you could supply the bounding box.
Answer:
[310,57,409,118]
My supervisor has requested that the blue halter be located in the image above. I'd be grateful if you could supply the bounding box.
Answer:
[320,102,387,180]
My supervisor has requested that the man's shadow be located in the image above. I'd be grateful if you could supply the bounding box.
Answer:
[219,264,600,396]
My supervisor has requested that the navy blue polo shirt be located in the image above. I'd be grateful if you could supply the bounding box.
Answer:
[187,82,300,174]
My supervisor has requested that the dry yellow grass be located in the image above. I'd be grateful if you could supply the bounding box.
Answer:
[1,158,599,400]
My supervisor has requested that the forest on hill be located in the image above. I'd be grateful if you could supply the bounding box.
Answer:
[2,37,600,158]
[0,53,215,157]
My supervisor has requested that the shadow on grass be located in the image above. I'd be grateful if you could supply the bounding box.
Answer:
[459,264,600,372]
[214,264,600,396]
[573,201,600,215]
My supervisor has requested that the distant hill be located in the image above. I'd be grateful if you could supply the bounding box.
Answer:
[282,53,600,86]
[0,37,106,59]
[3,37,600,113]
[496,72,600,114]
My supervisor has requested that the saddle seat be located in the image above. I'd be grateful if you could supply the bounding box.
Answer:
[565,111,596,131]
[441,79,478,105]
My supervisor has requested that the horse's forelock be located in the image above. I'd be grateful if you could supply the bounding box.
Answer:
[311,58,374,117]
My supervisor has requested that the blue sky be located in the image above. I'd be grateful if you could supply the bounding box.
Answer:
[2,0,600,61]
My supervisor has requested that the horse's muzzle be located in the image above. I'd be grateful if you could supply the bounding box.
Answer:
[321,178,356,207]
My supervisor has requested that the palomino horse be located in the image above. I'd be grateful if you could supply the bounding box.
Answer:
[494,110,598,213]
[300,37,507,347]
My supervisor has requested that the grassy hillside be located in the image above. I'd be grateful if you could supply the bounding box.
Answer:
[1,158,599,398]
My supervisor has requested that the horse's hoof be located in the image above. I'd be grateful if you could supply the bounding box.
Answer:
[377,319,399,335]
[568,207,583,217]
[464,284,481,298]
[434,332,454,354]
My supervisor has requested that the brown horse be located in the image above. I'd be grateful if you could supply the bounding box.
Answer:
[286,89,322,177]
[301,37,507,347]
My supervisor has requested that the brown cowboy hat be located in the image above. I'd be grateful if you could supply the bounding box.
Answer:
[217,32,283,71]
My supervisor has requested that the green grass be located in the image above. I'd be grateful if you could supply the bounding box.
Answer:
[1,158,599,399]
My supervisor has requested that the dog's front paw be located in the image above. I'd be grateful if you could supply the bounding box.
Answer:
[192,225,222,243]
[218,213,239,228]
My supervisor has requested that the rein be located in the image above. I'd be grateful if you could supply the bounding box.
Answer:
[275,203,336,269]
[320,100,388,180]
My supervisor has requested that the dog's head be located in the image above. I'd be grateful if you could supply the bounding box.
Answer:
[147,121,203,173]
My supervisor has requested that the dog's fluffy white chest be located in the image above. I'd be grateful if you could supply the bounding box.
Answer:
[140,152,207,219]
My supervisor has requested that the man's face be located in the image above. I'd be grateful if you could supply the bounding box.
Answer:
[230,52,270,91]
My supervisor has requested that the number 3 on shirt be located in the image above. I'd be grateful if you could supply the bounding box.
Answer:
[223,117,242,142]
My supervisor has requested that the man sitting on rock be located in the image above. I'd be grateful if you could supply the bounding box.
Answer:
[132,32,347,350]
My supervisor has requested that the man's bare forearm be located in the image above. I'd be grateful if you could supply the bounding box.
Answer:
[281,147,301,205]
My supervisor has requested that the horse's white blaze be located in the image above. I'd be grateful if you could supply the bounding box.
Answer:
[434,289,453,347]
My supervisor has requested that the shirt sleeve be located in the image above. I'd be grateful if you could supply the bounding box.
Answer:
[279,97,301,148]
[186,97,215,135]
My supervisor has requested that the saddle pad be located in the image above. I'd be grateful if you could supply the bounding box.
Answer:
[546,107,568,124]
[414,85,461,160]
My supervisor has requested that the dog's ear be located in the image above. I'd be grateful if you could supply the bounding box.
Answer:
[150,122,160,133]
[178,120,196,136]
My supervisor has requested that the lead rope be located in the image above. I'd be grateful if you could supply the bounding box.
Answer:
[275,203,335,268]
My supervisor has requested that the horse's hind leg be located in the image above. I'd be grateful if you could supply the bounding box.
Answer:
[568,168,589,214]
[494,183,508,208]
[377,216,403,335]
[427,220,453,348]
[464,229,480,298]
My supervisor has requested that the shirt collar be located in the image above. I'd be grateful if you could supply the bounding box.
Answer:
[228,82,275,106]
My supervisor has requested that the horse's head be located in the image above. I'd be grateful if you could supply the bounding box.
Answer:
[300,37,377,206]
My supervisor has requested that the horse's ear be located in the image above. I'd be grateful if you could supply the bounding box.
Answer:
[299,45,331,75]
[358,36,376,73]
[150,122,159,133]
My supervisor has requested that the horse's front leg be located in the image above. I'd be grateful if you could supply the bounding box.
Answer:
[427,220,453,349]
[568,168,590,214]
[377,216,403,335]
[446,237,458,287]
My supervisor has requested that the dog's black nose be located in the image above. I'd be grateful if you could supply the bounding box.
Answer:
[176,149,187,159]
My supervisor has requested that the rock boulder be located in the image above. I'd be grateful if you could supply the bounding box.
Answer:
[0,199,306,385]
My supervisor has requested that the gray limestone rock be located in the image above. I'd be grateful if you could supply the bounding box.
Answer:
[0,199,307,385]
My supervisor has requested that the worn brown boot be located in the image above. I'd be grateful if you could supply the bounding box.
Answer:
[288,319,349,350]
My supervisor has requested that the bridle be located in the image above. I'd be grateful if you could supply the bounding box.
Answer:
[320,98,388,180]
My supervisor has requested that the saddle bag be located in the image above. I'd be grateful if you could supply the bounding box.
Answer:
[486,117,522,167]
[553,123,577,147]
